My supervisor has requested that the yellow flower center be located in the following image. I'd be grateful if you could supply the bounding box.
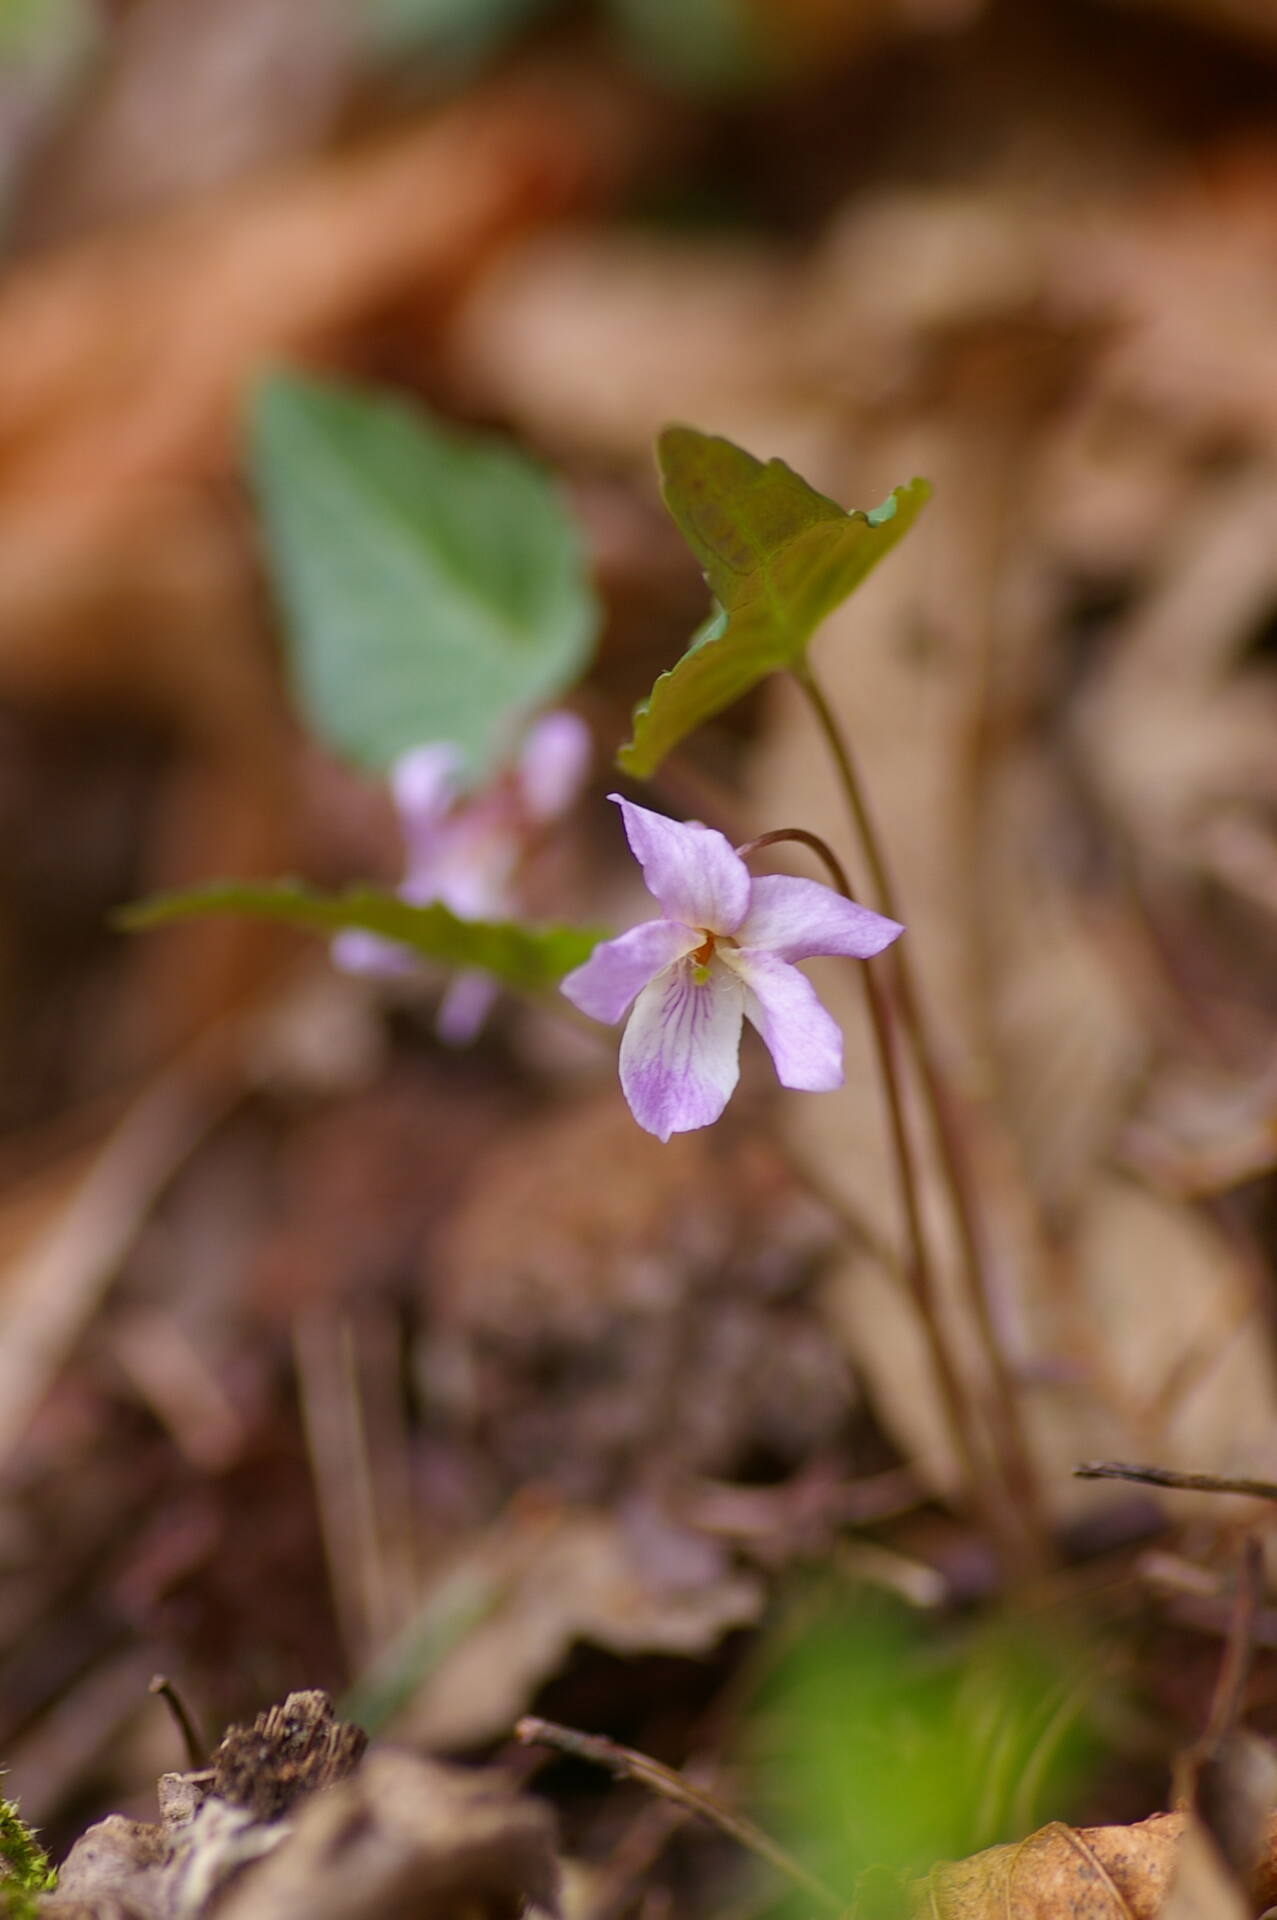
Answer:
[689,930,737,986]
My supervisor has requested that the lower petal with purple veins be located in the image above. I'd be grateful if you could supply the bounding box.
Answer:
[619,959,744,1140]
[727,948,844,1092]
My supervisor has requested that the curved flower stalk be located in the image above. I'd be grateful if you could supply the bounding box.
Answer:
[562,797,902,1140]
[334,710,591,1041]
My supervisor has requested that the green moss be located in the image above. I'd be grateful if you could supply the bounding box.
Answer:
[0,1790,56,1919]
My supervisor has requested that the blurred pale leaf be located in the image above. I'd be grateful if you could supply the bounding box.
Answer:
[121,880,603,990]
[620,428,929,776]
[249,371,598,780]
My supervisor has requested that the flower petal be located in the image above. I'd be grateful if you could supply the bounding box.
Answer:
[610,795,749,934]
[518,710,592,822]
[391,742,464,854]
[726,948,843,1092]
[410,832,515,922]
[436,971,498,1044]
[561,919,699,1024]
[736,874,902,962]
[619,959,744,1140]
[330,928,418,979]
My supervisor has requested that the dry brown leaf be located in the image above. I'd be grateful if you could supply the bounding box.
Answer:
[909,1791,1277,1919]
[1157,1818,1251,1920]
[448,227,839,478]
[22,0,353,240]
[1121,1059,1277,1199]
[1192,1732,1277,1908]
[1076,468,1277,892]
[0,58,649,523]
[394,1503,762,1751]
[213,1752,560,1920]
[805,188,1057,401]
[47,1813,176,1920]
[0,1048,240,1474]
[433,1093,845,1494]
[911,1811,1191,1918]
[42,1700,557,1920]
[1058,144,1277,447]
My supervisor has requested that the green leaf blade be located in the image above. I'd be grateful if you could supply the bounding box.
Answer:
[617,599,788,777]
[657,425,848,592]
[620,428,930,777]
[119,881,602,992]
[249,371,598,780]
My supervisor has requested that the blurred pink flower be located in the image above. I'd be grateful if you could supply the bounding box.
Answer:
[334,710,591,1041]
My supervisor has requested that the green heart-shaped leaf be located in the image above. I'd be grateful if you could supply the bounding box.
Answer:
[619,427,930,776]
[250,371,598,781]
[119,881,602,991]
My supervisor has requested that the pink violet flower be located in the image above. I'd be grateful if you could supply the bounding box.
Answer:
[333,709,591,1043]
[561,796,903,1141]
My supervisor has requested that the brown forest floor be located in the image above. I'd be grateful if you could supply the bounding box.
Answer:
[6,1,1277,1915]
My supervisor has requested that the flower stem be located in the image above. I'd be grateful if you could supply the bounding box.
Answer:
[787,664,1045,1561]
[738,828,992,1527]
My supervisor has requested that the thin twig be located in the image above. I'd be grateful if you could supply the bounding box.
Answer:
[791,661,1043,1559]
[1174,1535,1266,1817]
[738,828,992,1532]
[585,1797,688,1920]
[1074,1462,1277,1501]
[1203,1536,1265,1756]
[148,1674,206,1769]
[515,1716,845,1913]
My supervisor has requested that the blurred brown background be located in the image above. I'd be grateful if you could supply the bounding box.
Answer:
[4,0,1277,1892]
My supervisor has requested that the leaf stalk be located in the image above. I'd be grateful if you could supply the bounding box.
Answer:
[789,662,1046,1570]
[737,827,994,1540]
